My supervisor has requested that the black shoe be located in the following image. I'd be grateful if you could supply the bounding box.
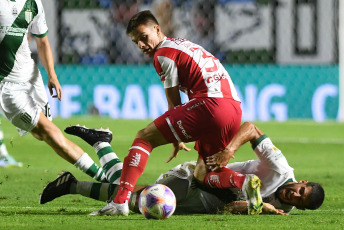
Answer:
[40,171,77,204]
[64,125,113,146]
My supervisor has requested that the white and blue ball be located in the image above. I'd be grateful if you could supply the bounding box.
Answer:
[139,184,176,219]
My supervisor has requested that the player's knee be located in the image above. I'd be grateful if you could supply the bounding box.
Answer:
[135,128,147,140]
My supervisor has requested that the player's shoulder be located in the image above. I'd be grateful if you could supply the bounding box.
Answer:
[154,37,192,60]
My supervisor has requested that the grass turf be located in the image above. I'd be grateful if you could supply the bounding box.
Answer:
[0,118,343,229]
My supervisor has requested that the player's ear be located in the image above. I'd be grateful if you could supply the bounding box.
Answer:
[155,25,161,34]
[298,180,308,184]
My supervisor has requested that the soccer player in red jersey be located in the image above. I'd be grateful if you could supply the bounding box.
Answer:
[94,10,262,216]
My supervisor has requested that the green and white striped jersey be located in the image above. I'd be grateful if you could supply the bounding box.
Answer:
[0,0,48,82]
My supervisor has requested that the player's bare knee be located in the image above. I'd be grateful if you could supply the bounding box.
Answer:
[135,128,147,140]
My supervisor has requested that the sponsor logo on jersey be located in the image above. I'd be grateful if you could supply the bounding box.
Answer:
[1,26,26,37]
[206,73,228,84]
[25,10,33,24]
[176,120,192,140]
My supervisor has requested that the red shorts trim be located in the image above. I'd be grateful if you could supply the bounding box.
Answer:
[154,97,242,157]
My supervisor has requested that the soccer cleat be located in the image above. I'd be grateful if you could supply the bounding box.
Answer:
[242,174,263,215]
[89,201,129,216]
[0,155,22,168]
[64,125,113,146]
[40,171,77,204]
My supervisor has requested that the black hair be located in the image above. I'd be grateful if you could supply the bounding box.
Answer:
[126,10,159,35]
[306,182,325,210]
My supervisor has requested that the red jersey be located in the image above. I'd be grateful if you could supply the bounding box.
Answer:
[153,37,240,101]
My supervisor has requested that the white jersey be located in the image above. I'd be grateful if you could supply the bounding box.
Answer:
[153,37,240,101]
[228,136,296,213]
[0,0,48,82]
[158,136,296,214]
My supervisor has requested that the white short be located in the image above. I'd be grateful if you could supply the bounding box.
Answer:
[0,74,52,136]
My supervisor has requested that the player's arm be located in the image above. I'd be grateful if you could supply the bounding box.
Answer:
[206,122,263,171]
[155,54,190,162]
[35,35,62,101]
[224,201,288,215]
[165,86,182,109]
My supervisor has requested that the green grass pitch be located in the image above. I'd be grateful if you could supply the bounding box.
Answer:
[0,118,343,229]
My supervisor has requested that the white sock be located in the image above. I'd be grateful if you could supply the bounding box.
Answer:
[74,153,106,182]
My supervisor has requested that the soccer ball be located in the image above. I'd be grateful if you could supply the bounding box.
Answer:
[139,184,176,219]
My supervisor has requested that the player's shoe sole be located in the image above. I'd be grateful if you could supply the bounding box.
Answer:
[243,174,263,215]
[64,125,113,146]
[90,201,129,216]
[40,171,77,204]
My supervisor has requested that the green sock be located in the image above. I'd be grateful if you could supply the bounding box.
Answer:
[94,142,122,184]
[74,153,106,182]
[70,181,117,202]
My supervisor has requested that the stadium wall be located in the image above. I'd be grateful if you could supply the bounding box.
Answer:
[41,65,339,122]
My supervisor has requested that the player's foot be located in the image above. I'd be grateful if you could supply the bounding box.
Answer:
[64,125,112,146]
[0,155,22,168]
[242,174,263,215]
[89,201,129,216]
[40,171,77,204]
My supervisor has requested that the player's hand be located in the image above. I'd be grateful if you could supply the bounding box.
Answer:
[48,75,62,101]
[262,203,289,215]
[205,147,235,171]
[166,142,191,163]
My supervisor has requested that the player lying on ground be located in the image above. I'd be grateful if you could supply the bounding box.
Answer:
[40,122,324,215]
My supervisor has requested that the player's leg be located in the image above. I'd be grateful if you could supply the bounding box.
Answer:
[94,122,166,216]
[0,121,22,167]
[30,113,106,182]
[40,171,145,214]
[101,99,210,216]
[64,125,122,184]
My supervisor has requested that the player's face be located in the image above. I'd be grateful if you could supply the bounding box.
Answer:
[277,182,312,210]
[130,24,163,58]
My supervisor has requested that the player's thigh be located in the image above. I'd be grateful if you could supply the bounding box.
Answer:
[195,98,242,157]
[153,98,213,143]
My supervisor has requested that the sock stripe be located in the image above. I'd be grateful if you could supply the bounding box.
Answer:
[90,183,102,200]
[109,168,122,184]
[86,163,102,180]
[100,152,120,167]
[103,158,122,172]
[99,183,111,202]
[129,146,150,156]
[108,184,117,200]
[95,170,105,182]
[97,146,114,159]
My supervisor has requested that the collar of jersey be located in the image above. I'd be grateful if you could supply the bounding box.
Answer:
[157,36,167,49]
